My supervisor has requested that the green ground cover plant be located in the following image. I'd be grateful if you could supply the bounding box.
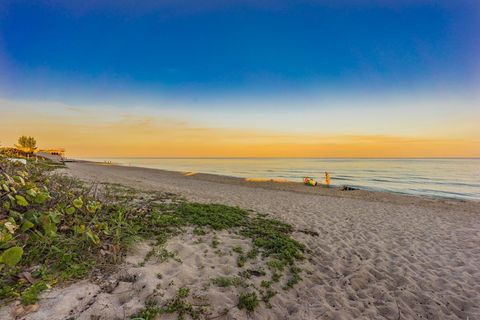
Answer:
[237,292,259,312]
[0,156,306,318]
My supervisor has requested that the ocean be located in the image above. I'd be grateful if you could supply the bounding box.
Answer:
[79,158,480,201]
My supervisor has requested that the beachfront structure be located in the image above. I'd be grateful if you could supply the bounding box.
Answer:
[37,148,65,157]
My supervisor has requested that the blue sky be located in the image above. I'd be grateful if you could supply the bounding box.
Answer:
[1,0,478,104]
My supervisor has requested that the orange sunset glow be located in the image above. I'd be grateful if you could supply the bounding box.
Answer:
[1,98,479,158]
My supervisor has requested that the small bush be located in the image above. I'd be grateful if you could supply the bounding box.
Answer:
[238,292,259,312]
[212,276,242,288]
[232,246,243,254]
[131,300,161,320]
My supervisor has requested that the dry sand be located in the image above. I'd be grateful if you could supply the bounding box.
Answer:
[2,161,479,320]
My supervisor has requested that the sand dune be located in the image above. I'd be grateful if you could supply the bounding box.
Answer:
[2,161,478,319]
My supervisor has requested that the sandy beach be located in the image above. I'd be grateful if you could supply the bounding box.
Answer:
[3,161,478,320]
[3,1,479,319]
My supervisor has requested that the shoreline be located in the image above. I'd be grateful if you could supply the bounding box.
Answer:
[70,159,479,207]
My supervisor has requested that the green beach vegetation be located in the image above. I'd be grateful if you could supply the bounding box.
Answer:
[0,152,306,318]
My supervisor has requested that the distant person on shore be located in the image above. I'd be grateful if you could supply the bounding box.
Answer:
[325,172,331,187]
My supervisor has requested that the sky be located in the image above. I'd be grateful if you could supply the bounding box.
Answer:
[0,0,479,157]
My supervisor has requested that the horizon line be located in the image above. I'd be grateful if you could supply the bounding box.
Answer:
[73,156,480,160]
